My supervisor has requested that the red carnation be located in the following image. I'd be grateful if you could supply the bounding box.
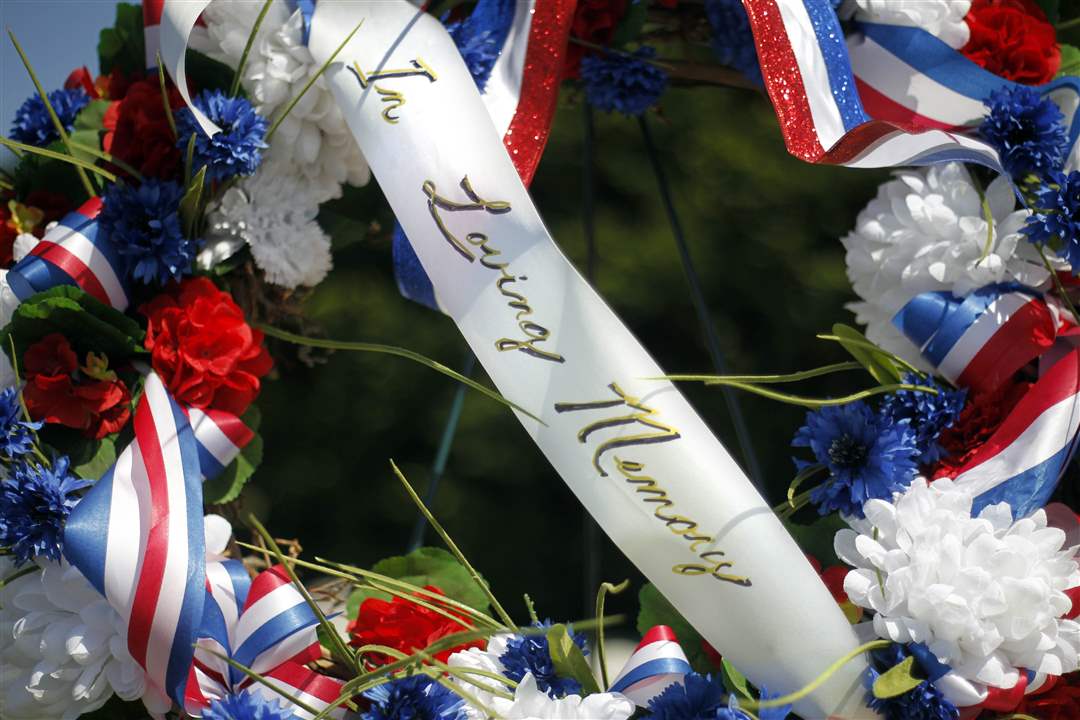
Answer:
[22,334,132,439]
[960,0,1060,85]
[103,78,184,179]
[140,277,272,416]
[931,380,1029,480]
[1014,673,1080,720]
[563,0,630,79]
[347,586,484,666]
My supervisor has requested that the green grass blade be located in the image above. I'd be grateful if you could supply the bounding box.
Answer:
[707,379,937,408]
[157,52,178,140]
[266,20,364,141]
[67,140,144,181]
[0,137,118,182]
[231,0,276,97]
[661,361,863,385]
[8,30,97,197]
[815,334,925,378]
[198,646,326,717]
[258,324,542,423]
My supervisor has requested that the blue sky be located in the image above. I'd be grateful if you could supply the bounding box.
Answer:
[1,1,123,162]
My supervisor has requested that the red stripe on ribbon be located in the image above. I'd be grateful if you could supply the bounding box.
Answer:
[979,673,1029,713]
[634,624,678,651]
[29,241,112,305]
[741,0,827,163]
[143,0,164,26]
[955,298,1057,393]
[854,77,960,132]
[263,661,347,705]
[243,565,292,611]
[127,391,170,668]
[203,408,255,448]
[502,0,577,185]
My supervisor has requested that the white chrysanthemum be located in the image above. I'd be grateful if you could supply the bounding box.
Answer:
[204,158,333,289]
[836,477,1080,692]
[0,558,155,720]
[202,0,370,204]
[842,163,1049,368]
[842,0,972,49]
[12,231,38,264]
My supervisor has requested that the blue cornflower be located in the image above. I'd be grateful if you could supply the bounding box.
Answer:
[979,86,1068,180]
[580,46,669,117]
[0,387,41,460]
[203,690,293,720]
[704,0,762,85]
[362,675,466,720]
[646,672,749,719]
[445,0,513,91]
[499,621,588,697]
[0,455,90,565]
[880,374,967,464]
[1022,170,1080,270]
[792,401,919,518]
[10,88,89,147]
[175,90,268,183]
[756,689,792,720]
[99,179,196,285]
[866,644,959,720]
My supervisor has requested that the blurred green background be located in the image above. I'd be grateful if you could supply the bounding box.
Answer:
[253,84,891,630]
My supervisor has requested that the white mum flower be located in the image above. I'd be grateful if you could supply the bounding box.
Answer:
[842,163,1048,368]
[202,0,370,204]
[836,477,1080,692]
[204,158,333,289]
[842,0,972,49]
[0,558,157,720]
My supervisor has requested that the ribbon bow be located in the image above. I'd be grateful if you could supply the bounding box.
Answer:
[609,626,692,707]
[187,562,347,719]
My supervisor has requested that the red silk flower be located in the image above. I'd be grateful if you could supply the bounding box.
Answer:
[140,277,272,416]
[931,381,1030,480]
[347,586,484,666]
[103,77,185,179]
[1014,673,1080,720]
[960,0,1061,85]
[563,0,630,79]
[22,334,132,439]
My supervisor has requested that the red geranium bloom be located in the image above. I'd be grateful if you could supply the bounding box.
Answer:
[807,555,863,623]
[22,334,132,439]
[1014,673,1080,720]
[931,380,1030,480]
[140,277,273,416]
[960,0,1060,85]
[347,586,484,666]
[563,0,629,79]
[0,201,16,267]
[65,67,100,99]
[103,77,185,179]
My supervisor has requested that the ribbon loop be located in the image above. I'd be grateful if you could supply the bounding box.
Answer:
[608,626,692,707]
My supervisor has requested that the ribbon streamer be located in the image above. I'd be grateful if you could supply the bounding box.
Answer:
[7,198,131,311]
[892,284,1063,394]
[608,625,692,707]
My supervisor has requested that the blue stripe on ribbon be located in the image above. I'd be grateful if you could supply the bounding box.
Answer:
[195,441,226,481]
[973,440,1076,519]
[802,0,870,133]
[392,223,441,312]
[200,589,234,657]
[907,642,950,682]
[446,0,516,92]
[166,397,208,707]
[8,254,78,300]
[892,291,954,351]
[859,23,1080,151]
[61,465,114,596]
[58,210,128,278]
[921,285,1004,366]
[223,559,251,611]
[229,600,320,686]
[609,657,692,694]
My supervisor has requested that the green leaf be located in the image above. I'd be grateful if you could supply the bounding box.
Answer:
[11,144,88,206]
[65,130,101,166]
[179,165,207,239]
[74,100,111,132]
[872,656,924,699]
[202,405,263,504]
[721,658,752,700]
[345,547,492,620]
[637,583,716,673]
[98,3,144,77]
[1058,44,1080,78]
[546,623,600,695]
[611,1,648,49]
[187,51,237,99]
[782,513,848,566]
[831,323,902,385]
[1036,0,1061,22]
[0,286,146,366]
[74,436,117,481]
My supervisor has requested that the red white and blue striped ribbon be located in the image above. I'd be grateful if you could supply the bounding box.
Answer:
[188,564,344,719]
[891,285,1063,394]
[7,198,130,311]
[943,348,1080,519]
[187,407,255,480]
[849,22,1080,151]
[741,0,1056,171]
[608,625,692,707]
[392,0,576,312]
[63,372,206,709]
[144,0,164,70]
